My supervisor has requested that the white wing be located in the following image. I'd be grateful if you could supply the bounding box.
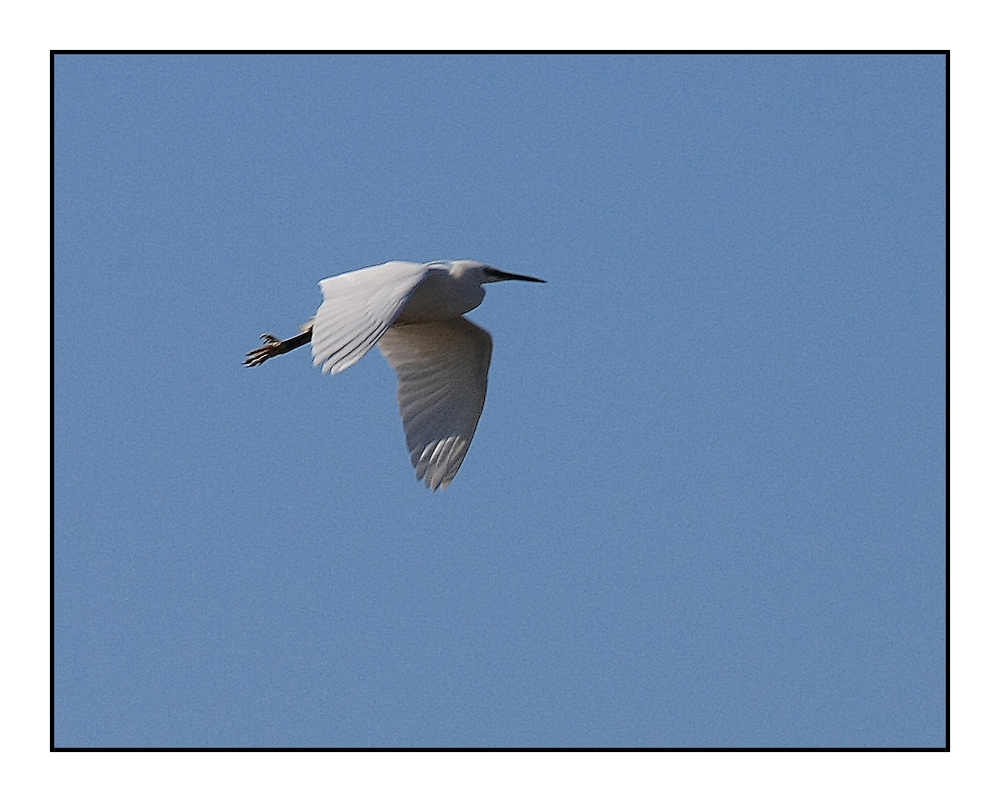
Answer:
[311,261,430,375]
[377,317,493,490]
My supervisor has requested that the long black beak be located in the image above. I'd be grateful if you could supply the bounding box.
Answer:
[486,267,546,283]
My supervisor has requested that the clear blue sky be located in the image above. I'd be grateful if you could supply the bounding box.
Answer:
[54,54,945,748]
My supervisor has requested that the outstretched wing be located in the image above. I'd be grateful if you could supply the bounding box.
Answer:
[377,317,493,490]
[311,261,429,375]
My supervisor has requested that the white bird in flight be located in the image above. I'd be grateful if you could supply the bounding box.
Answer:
[245,259,545,490]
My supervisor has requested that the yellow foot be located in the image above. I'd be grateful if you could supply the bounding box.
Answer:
[244,334,285,367]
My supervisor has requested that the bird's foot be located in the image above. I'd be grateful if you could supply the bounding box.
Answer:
[244,334,286,367]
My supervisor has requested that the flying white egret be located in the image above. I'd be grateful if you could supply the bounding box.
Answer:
[245,259,545,490]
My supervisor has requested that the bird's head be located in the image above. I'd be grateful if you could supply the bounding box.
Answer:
[447,260,546,286]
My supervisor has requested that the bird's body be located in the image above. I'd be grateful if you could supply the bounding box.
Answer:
[392,262,486,323]
[246,260,544,490]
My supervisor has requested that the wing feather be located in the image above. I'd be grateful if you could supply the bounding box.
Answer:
[377,317,493,490]
[311,261,429,375]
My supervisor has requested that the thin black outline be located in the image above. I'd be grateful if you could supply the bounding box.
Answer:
[51,50,950,752]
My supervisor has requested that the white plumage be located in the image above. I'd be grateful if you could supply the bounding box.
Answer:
[246,259,544,490]
[378,317,492,490]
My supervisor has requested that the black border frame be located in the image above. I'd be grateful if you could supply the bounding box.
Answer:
[50,50,950,752]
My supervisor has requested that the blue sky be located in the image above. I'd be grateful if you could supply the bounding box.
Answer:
[54,54,945,748]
